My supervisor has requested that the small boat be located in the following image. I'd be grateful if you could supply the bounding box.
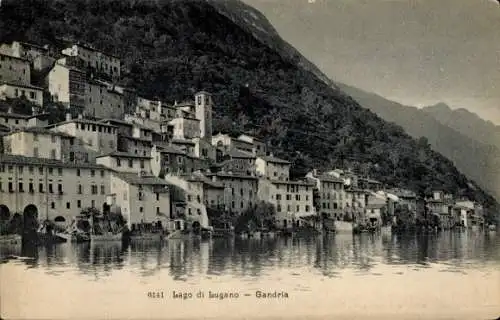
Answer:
[0,234,22,245]
[36,222,67,244]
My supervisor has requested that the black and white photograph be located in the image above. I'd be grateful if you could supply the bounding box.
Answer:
[0,0,499,319]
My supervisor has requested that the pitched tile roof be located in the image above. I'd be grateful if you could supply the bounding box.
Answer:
[5,127,75,138]
[258,155,290,164]
[112,171,169,186]
[228,148,255,159]
[96,151,151,159]
[0,154,108,169]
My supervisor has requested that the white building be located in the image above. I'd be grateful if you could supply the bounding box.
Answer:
[0,53,31,85]
[0,82,44,107]
[61,44,121,80]
[108,171,170,229]
[0,154,110,223]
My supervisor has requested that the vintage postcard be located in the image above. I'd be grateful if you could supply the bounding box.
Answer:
[0,0,499,319]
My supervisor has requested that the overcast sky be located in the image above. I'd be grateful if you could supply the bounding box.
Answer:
[243,0,500,124]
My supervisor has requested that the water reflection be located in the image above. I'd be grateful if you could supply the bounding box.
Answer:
[1,231,499,280]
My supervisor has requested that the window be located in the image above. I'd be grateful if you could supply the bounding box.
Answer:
[117,158,121,167]
[276,194,282,200]
[29,183,34,193]
[8,166,13,173]
[91,169,95,177]
[66,202,70,209]
[277,204,282,212]
[187,195,192,202]
[58,184,63,194]
[128,159,133,168]
[76,169,81,176]
[296,194,300,201]
[140,160,144,169]
[51,202,55,209]
[77,200,81,208]
[91,185,98,195]
[306,205,310,212]
[69,152,75,162]
[286,194,291,201]
[100,170,105,177]
[39,183,43,193]
[91,200,95,207]
[18,166,23,174]
[48,184,53,193]
[100,185,105,195]
[50,149,56,159]
[58,168,63,176]
[18,182,24,192]
[139,207,143,213]
[296,205,300,212]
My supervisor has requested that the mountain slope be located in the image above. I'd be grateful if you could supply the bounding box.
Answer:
[0,0,497,212]
[423,103,500,148]
[338,83,500,202]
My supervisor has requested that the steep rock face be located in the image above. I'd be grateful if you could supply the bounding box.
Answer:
[0,0,497,209]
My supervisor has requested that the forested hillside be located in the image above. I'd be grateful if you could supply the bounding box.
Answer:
[0,0,497,212]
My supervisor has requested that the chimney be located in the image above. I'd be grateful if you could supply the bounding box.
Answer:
[7,106,13,114]
[77,114,83,119]
[313,168,318,176]
[65,113,72,121]
[212,175,217,182]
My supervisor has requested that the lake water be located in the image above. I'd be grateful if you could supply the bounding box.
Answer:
[1,231,499,319]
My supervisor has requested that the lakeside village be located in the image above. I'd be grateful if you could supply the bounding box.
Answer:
[0,40,494,245]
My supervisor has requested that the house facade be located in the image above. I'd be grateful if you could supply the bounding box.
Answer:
[0,53,31,85]
[0,82,44,107]
[0,154,110,223]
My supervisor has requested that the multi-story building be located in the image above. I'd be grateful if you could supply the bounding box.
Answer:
[0,82,44,107]
[83,80,125,119]
[96,152,151,174]
[48,116,118,163]
[0,154,110,223]
[61,44,121,80]
[0,107,49,130]
[163,173,210,229]
[107,171,170,230]
[0,53,31,85]
[46,62,86,112]
[212,133,254,154]
[306,171,346,220]
[205,170,259,215]
[169,116,200,140]
[237,134,267,155]
[2,127,82,163]
[0,41,54,71]
[256,154,291,180]
[150,144,205,177]
[258,178,315,229]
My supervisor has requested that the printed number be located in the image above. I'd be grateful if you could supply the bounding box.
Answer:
[147,291,164,299]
